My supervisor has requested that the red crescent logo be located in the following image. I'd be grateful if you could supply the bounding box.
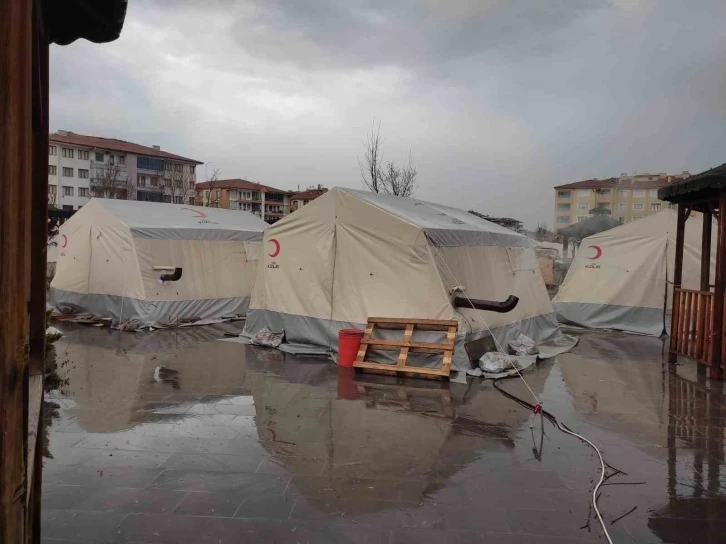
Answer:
[181,207,207,218]
[61,234,68,249]
[588,245,602,260]
[268,238,280,258]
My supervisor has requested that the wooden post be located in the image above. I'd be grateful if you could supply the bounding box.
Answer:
[670,205,688,363]
[0,0,34,541]
[701,210,712,291]
[28,1,49,540]
[712,193,726,378]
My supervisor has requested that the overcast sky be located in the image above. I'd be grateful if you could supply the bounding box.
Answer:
[50,0,726,228]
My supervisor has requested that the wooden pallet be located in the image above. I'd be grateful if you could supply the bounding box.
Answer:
[353,317,458,379]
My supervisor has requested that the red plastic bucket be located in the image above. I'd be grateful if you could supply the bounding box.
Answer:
[338,328,364,367]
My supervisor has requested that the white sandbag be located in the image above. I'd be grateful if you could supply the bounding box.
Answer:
[479,351,520,373]
[508,332,538,356]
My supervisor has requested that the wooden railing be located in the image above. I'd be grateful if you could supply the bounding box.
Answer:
[672,288,715,363]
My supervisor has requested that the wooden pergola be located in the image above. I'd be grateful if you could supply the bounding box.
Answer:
[658,163,726,380]
[0,1,126,541]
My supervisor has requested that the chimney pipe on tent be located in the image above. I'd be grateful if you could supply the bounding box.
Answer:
[453,294,519,313]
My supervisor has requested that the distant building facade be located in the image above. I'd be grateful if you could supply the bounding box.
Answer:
[467,210,524,233]
[195,179,292,223]
[553,172,691,231]
[290,185,328,212]
[49,131,202,211]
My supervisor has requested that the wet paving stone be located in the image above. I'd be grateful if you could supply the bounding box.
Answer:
[172,490,243,517]
[39,324,726,543]
[234,495,297,520]
[159,451,263,473]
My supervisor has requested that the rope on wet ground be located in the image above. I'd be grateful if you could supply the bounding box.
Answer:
[493,377,616,544]
[430,241,615,542]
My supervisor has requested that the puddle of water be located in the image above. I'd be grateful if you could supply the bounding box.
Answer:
[42,324,726,543]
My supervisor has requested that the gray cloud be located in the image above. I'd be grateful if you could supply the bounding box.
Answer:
[49,0,726,228]
[229,0,610,72]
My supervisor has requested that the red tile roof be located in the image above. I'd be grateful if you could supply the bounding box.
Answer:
[49,131,202,164]
[555,176,677,190]
[195,178,288,194]
[291,188,328,200]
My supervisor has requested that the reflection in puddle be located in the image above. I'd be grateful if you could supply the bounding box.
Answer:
[41,325,726,542]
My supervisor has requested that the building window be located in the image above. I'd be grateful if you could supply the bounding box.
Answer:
[618,203,627,211]
[49,165,57,175]
[78,150,89,160]
[618,217,626,223]
[633,203,644,211]
[597,202,610,209]
[597,189,611,196]
[62,205,73,211]
[174,164,183,172]
[118,155,125,165]
[577,216,588,222]
[63,186,74,196]
[668,203,676,210]
[650,203,661,211]
[188,197,194,205]
[137,156,164,171]
[557,190,571,198]
[229,200,239,210]
[49,184,57,194]
[577,189,590,197]
[109,154,115,165]
[577,202,588,211]
[633,189,645,197]
[49,145,57,156]
[62,167,73,177]
[62,148,74,158]
[79,187,89,197]
[95,152,104,162]
[557,203,570,211]
[174,196,183,204]
[619,189,629,197]
[229,189,238,200]
[650,189,658,198]
[78,169,89,179]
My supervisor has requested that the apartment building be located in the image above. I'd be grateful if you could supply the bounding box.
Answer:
[195,179,291,223]
[290,185,328,212]
[49,131,202,210]
[553,172,691,231]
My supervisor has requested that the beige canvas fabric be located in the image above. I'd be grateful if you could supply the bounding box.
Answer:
[51,198,267,326]
[554,209,715,335]
[245,188,559,368]
[434,245,553,334]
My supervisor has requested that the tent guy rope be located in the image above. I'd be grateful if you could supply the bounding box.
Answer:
[428,240,615,544]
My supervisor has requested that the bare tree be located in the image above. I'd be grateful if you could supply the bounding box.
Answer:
[91,161,131,199]
[359,118,385,193]
[200,166,222,207]
[159,163,196,205]
[359,119,417,197]
[382,152,417,198]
